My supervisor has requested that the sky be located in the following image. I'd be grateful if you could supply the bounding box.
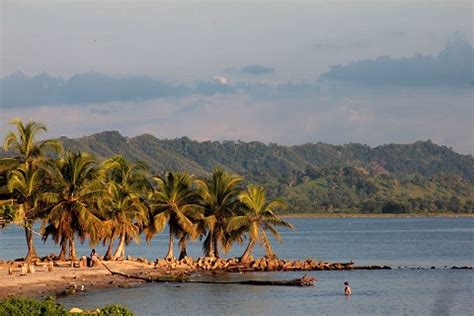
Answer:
[1,0,473,154]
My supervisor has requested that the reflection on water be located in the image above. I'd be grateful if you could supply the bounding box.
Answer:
[1,217,473,315]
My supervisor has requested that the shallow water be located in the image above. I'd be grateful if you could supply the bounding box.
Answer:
[1,217,473,315]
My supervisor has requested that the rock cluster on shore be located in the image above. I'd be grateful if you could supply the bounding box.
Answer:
[151,256,390,272]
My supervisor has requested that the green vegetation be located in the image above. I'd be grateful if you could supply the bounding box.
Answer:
[0,297,67,315]
[52,130,474,214]
[0,119,292,263]
[0,297,134,315]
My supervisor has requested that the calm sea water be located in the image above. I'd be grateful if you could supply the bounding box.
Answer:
[1,217,473,315]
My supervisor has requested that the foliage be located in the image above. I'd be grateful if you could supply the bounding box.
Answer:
[0,297,67,316]
[36,131,474,213]
[98,304,134,316]
[0,297,135,316]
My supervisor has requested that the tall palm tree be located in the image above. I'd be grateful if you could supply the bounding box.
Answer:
[146,172,201,259]
[197,168,242,258]
[227,185,294,263]
[42,152,104,260]
[99,156,150,260]
[6,164,47,261]
[2,118,61,261]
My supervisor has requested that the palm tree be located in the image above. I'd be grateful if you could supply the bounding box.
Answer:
[2,118,61,261]
[6,164,47,261]
[99,156,150,260]
[227,185,294,263]
[42,152,104,260]
[197,168,242,258]
[2,118,61,168]
[146,172,202,259]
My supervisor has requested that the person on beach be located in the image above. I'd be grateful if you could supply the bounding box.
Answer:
[88,249,98,267]
[344,282,351,295]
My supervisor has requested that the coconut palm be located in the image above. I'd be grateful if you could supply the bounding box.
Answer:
[2,118,61,168]
[6,164,47,261]
[99,156,150,260]
[146,172,202,259]
[197,168,243,258]
[2,118,61,261]
[227,185,294,263]
[42,152,104,260]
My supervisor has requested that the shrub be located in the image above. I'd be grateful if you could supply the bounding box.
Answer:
[0,297,67,316]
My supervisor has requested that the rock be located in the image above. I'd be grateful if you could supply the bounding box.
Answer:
[69,307,83,313]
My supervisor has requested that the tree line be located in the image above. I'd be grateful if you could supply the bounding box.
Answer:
[0,119,293,263]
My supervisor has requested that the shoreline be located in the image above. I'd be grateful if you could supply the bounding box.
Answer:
[279,212,474,219]
[1,258,471,301]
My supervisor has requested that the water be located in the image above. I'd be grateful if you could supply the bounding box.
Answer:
[1,217,473,315]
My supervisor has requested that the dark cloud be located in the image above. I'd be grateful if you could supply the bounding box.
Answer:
[0,72,238,108]
[320,39,473,86]
[240,64,275,75]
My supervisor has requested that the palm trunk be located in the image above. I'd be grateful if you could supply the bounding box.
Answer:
[104,238,115,261]
[58,237,67,261]
[178,236,187,260]
[165,225,174,259]
[239,239,256,263]
[69,236,77,261]
[262,231,277,259]
[213,232,220,258]
[24,224,38,262]
[113,233,126,259]
[205,232,215,258]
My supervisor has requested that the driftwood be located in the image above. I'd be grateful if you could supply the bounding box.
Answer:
[101,262,189,283]
[101,261,315,287]
[187,275,316,287]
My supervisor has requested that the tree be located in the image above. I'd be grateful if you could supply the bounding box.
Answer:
[197,168,242,257]
[2,118,61,261]
[6,164,46,261]
[100,156,150,260]
[42,152,104,260]
[146,172,201,259]
[227,185,293,263]
[2,118,61,168]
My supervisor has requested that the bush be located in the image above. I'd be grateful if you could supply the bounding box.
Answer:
[0,297,67,316]
[99,304,134,315]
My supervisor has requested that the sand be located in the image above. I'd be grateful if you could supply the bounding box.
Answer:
[0,260,156,300]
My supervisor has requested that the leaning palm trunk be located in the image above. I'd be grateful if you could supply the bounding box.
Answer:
[178,236,187,260]
[104,238,115,260]
[239,240,256,263]
[165,226,174,259]
[113,233,126,259]
[24,224,38,262]
[69,237,77,261]
[58,237,67,261]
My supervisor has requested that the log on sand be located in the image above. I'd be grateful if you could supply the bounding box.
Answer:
[101,262,315,287]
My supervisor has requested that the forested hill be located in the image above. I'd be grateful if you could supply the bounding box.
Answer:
[44,131,474,213]
[59,131,473,180]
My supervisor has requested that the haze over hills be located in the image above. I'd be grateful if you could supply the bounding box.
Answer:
[55,131,473,213]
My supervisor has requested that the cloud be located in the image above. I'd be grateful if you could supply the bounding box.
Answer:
[213,76,229,85]
[0,72,242,108]
[240,65,275,75]
[1,85,471,155]
[320,39,473,86]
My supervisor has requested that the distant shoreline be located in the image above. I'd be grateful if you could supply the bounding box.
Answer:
[279,213,474,219]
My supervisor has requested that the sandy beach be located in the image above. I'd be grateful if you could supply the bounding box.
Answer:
[0,260,155,300]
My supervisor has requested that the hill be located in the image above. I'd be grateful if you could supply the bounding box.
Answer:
[54,131,474,214]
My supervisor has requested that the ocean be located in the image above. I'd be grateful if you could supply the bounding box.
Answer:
[1,217,473,315]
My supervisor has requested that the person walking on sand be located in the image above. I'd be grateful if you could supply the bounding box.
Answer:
[344,282,351,295]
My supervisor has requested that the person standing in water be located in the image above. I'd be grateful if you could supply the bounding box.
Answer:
[344,282,352,295]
